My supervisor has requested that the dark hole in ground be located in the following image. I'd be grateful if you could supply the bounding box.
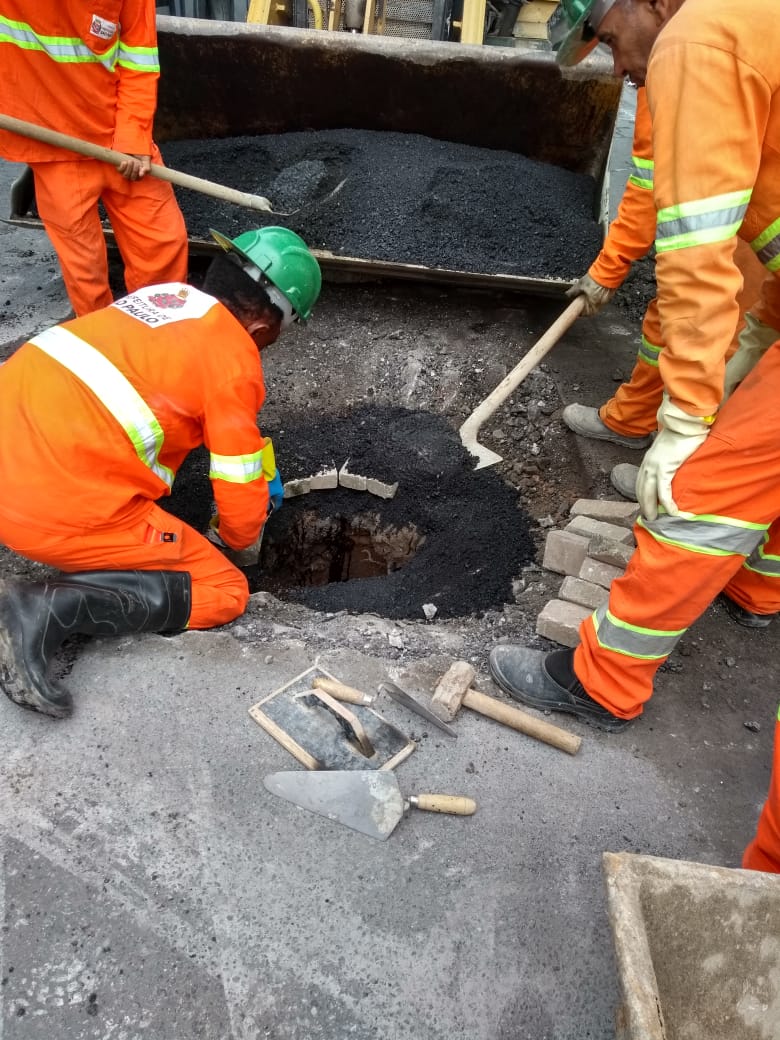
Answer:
[161,406,535,620]
[260,511,425,588]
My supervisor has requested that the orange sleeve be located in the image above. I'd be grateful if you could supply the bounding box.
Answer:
[112,0,160,155]
[204,377,270,550]
[647,38,772,418]
[589,88,656,289]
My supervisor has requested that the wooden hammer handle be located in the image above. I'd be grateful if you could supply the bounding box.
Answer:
[463,688,581,756]
[409,795,477,815]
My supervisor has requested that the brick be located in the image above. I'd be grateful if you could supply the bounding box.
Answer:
[366,477,399,499]
[338,461,367,491]
[579,557,624,589]
[587,534,634,569]
[536,599,591,647]
[283,477,311,499]
[559,575,609,610]
[542,529,590,576]
[309,467,339,490]
[569,498,640,529]
[565,515,635,545]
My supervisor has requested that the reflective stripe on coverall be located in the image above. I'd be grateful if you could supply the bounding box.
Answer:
[743,704,780,874]
[589,89,765,438]
[573,340,780,718]
[0,285,272,628]
[0,3,187,315]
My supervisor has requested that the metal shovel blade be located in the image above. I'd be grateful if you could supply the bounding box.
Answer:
[264,770,404,840]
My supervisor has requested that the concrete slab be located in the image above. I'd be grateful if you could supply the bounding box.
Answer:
[603,852,780,1040]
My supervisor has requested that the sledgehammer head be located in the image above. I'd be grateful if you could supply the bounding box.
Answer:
[431,661,477,721]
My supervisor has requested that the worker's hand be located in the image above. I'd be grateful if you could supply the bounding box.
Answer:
[636,396,712,521]
[267,470,284,513]
[117,154,151,181]
[723,313,780,402]
[565,273,616,317]
[206,514,229,550]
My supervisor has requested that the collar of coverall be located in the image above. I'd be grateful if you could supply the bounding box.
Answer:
[241,260,299,330]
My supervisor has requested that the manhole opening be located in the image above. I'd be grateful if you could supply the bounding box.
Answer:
[260,509,425,590]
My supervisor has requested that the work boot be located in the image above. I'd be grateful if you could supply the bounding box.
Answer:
[718,592,776,629]
[488,645,631,732]
[610,463,639,501]
[0,570,191,718]
[562,405,653,450]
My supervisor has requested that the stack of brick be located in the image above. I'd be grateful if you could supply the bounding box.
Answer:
[537,499,640,647]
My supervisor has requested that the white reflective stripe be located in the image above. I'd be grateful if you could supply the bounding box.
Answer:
[209,451,263,484]
[593,606,683,660]
[637,334,661,367]
[117,43,159,73]
[751,216,780,272]
[0,16,118,70]
[30,326,174,488]
[628,156,653,190]
[743,537,780,578]
[656,190,751,253]
[638,512,767,557]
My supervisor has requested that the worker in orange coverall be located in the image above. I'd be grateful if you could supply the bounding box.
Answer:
[0,1,188,316]
[0,225,321,720]
[562,85,767,500]
[489,0,780,874]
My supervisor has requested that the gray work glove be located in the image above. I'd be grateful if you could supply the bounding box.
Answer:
[722,313,780,401]
[565,272,616,317]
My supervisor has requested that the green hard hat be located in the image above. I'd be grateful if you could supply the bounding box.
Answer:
[210,225,322,321]
[548,0,618,66]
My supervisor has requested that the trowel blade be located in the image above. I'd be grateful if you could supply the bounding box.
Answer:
[263,770,405,841]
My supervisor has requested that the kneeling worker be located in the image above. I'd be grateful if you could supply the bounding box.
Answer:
[0,226,321,718]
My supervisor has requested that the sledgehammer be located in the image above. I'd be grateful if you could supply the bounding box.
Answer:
[432,661,581,756]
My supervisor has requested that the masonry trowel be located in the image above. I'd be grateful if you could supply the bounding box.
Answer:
[264,770,476,840]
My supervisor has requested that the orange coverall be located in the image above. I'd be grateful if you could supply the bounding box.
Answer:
[591,89,765,438]
[571,0,780,871]
[0,285,274,629]
[0,2,188,316]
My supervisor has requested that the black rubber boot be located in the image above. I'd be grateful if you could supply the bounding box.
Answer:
[489,644,632,733]
[719,593,776,630]
[0,570,191,718]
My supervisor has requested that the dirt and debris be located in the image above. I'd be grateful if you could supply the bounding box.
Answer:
[163,129,603,280]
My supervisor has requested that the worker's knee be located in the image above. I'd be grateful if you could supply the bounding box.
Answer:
[188,569,250,629]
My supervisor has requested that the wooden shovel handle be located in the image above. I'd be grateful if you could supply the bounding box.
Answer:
[409,795,477,815]
[0,112,273,213]
[463,688,582,756]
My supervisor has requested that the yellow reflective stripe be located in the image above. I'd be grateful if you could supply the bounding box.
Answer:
[656,189,751,253]
[593,607,684,660]
[628,155,654,191]
[209,450,263,484]
[637,334,661,367]
[0,15,118,70]
[638,511,767,557]
[117,43,159,73]
[29,326,173,488]
[751,216,780,272]
[260,437,277,480]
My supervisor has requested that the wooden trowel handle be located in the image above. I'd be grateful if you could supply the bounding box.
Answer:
[312,676,375,706]
[409,794,477,815]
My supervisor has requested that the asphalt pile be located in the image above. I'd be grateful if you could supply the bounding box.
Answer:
[163,129,603,280]
[162,406,534,620]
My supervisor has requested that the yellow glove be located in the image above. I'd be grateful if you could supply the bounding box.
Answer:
[206,514,228,549]
[722,313,780,401]
[565,272,616,317]
[636,396,712,521]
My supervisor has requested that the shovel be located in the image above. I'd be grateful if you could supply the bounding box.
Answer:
[0,112,346,217]
[459,295,586,469]
[264,770,476,840]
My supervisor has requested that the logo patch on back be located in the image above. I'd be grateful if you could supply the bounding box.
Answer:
[113,284,215,326]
